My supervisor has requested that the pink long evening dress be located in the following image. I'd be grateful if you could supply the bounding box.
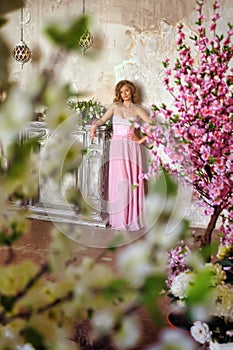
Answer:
[108,115,145,231]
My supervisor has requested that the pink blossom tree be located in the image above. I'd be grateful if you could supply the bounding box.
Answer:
[146,0,233,246]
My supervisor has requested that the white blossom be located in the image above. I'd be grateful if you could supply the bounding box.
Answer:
[39,133,83,181]
[209,263,227,286]
[190,321,210,344]
[113,316,141,350]
[117,241,154,287]
[0,327,34,350]
[170,271,195,299]
[212,284,233,320]
[45,90,77,133]
[0,87,32,139]
[92,309,115,335]
[147,328,196,350]
[17,344,36,350]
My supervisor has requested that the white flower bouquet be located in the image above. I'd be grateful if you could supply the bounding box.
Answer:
[167,241,233,345]
[68,98,109,127]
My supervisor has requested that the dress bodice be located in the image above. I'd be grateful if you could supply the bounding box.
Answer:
[112,115,137,137]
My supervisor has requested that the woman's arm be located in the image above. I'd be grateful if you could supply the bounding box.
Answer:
[136,106,152,124]
[128,132,148,144]
[128,106,152,144]
[90,104,114,140]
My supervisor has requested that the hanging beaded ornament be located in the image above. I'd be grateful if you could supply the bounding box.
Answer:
[12,40,31,66]
[79,29,93,54]
[78,0,93,54]
[12,7,32,68]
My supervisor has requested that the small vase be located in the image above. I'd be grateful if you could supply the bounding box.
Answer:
[166,310,192,332]
[209,340,233,350]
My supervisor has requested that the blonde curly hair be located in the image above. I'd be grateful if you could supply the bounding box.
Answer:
[113,80,140,104]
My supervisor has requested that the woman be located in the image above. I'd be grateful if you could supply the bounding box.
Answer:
[90,80,152,231]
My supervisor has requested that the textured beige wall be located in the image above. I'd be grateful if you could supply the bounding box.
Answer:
[4,0,233,107]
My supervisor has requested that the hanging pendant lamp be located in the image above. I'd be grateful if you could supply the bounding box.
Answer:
[12,7,32,68]
[78,0,93,54]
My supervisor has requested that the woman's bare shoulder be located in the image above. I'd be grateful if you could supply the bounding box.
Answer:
[106,102,117,111]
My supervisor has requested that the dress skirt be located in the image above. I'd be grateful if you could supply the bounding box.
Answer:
[108,135,145,231]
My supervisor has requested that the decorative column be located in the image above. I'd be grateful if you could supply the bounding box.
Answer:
[81,125,110,221]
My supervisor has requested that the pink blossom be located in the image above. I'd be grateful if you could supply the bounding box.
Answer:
[210,23,216,31]
[222,122,232,132]
[213,0,220,10]
[176,32,185,45]
[165,68,171,76]
[146,0,233,245]
[204,207,214,216]
[198,14,206,21]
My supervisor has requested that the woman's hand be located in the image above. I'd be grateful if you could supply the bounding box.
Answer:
[127,129,148,144]
[127,129,140,143]
[90,125,97,141]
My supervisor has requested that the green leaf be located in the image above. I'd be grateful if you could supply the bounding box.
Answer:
[195,19,202,26]
[21,327,47,350]
[209,155,217,164]
[107,235,123,251]
[44,15,90,51]
[211,89,218,97]
[170,114,179,122]
[152,169,178,197]
[0,294,15,311]
[151,104,159,111]
[186,268,214,306]
[6,136,41,180]
[0,229,23,246]
[139,274,166,325]
[208,121,215,130]
[161,103,167,109]
[216,34,224,41]
[175,62,181,69]
[189,34,198,41]
[198,242,218,262]
[103,279,129,300]
[175,78,181,85]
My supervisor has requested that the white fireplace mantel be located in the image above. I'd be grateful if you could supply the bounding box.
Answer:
[15,121,112,227]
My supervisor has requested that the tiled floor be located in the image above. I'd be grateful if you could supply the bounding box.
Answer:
[0,218,212,349]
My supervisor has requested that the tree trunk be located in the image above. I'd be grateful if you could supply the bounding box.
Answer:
[201,205,222,246]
